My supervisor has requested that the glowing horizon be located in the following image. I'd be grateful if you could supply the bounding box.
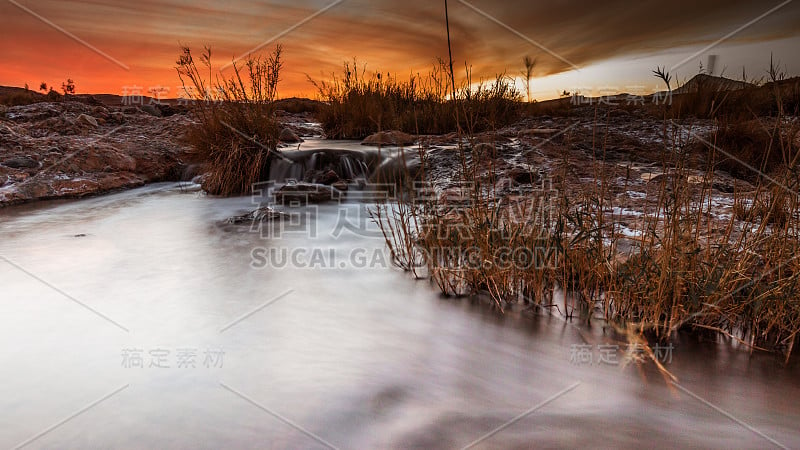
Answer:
[1,0,798,101]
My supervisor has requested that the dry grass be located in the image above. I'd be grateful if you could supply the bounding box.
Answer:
[709,118,795,181]
[309,59,521,139]
[374,77,800,363]
[176,45,285,196]
[0,87,59,106]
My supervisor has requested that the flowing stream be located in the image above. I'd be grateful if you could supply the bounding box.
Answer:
[1,177,800,449]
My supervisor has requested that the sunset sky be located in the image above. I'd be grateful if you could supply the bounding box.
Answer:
[1,0,798,100]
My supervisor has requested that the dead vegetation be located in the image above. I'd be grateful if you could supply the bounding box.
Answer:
[176,45,285,196]
[373,64,800,363]
[309,59,521,139]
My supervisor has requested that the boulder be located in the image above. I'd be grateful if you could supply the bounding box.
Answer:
[92,106,110,117]
[110,112,125,123]
[331,180,349,191]
[279,128,303,143]
[362,130,415,147]
[75,113,99,128]
[2,156,38,169]
[303,169,342,185]
[275,183,342,204]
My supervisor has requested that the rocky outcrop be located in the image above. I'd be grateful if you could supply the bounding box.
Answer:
[225,206,288,224]
[0,101,193,206]
[75,113,98,128]
[361,130,415,147]
[279,128,303,143]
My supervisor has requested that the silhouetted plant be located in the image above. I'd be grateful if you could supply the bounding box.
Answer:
[61,78,75,96]
[653,66,672,92]
[521,55,537,102]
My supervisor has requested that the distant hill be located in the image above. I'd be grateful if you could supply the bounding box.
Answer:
[1,86,322,113]
[0,85,44,97]
[674,74,754,94]
[0,85,171,107]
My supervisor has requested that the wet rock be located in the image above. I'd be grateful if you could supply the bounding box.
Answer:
[226,206,287,224]
[316,169,340,185]
[180,163,206,182]
[75,113,98,128]
[300,168,341,185]
[50,178,100,196]
[362,130,415,147]
[2,156,38,169]
[371,149,421,183]
[331,180,349,191]
[275,183,342,204]
[279,128,303,143]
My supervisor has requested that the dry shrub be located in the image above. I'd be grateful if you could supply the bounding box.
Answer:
[710,118,789,181]
[274,97,321,114]
[176,45,284,196]
[309,59,521,139]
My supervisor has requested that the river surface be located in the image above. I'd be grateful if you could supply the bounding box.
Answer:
[1,182,800,449]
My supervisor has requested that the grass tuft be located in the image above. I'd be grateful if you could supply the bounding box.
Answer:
[176,45,285,196]
[309,59,521,139]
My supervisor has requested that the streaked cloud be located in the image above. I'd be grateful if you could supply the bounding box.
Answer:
[1,0,797,97]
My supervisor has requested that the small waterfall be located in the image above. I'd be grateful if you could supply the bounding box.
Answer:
[268,158,305,182]
[265,147,417,185]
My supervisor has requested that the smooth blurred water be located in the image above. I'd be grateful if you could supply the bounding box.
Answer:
[1,182,799,449]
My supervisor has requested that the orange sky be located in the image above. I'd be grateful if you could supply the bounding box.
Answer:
[1,0,799,100]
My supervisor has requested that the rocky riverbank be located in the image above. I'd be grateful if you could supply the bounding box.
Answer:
[4,95,797,220]
[0,100,195,207]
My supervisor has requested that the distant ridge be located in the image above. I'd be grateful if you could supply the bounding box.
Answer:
[674,74,754,94]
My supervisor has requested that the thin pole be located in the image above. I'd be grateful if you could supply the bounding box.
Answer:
[445,0,456,101]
